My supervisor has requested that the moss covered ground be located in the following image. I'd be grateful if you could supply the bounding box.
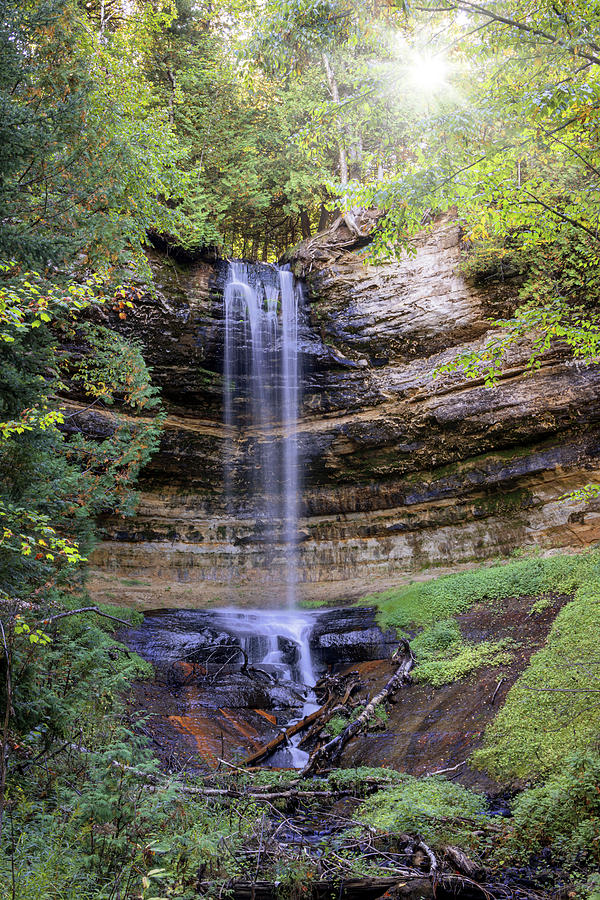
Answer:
[365,546,600,779]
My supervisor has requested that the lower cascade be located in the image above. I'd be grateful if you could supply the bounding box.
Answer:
[126,607,320,767]
[124,605,397,768]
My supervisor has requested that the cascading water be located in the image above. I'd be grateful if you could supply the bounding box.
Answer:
[223,262,303,606]
[126,607,320,767]
[221,261,315,765]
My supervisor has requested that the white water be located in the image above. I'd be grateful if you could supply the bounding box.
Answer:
[222,262,311,765]
[193,608,319,767]
[223,262,303,605]
[216,608,318,767]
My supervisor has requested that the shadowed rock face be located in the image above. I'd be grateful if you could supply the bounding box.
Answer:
[309,608,397,667]
[78,223,600,607]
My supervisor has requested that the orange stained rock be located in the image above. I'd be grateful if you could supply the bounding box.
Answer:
[254,709,277,725]
[218,708,262,745]
[168,715,219,768]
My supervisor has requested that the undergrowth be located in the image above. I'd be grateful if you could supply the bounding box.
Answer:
[362,548,600,784]
[510,753,600,866]
[473,595,600,779]
[355,774,487,851]
[0,597,258,900]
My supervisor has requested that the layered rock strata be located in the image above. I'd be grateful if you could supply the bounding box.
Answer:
[81,221,600,607]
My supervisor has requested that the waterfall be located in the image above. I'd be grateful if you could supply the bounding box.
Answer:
[223,262,303,606]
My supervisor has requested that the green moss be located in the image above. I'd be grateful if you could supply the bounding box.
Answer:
[414,639,515,687]
[473,595,600,780]
[366,548,600,633]
[325,714,347,737]
[355,774,487,850]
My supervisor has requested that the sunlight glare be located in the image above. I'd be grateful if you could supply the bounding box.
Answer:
[409,53,448,94]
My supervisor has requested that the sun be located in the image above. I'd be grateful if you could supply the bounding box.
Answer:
[409,53,449,93]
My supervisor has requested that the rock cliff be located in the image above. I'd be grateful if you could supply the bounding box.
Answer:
[80,220,600,607]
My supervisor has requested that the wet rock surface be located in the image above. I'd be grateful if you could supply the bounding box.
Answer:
[121,596,562,788]
[309,607,397,667]
[122,606,396,769]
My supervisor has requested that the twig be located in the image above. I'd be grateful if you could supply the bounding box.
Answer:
[490,678,505,705]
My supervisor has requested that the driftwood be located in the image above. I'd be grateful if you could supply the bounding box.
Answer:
[417,840,437,875]
[443,845,485,881]
[243,671,361,766]
[301,640,415,776]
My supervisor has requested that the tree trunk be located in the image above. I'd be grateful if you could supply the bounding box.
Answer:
[322,53,348,186]
[317,203,330,232]
[300,208,311,239]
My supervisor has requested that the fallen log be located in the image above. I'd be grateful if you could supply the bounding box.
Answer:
[198,875,402,900]
[443,845,485,881]
[196,873,492,900]
[301,640,415,776]
[243,667,365,766]
[243,702,332,767]
[417,840,437,875]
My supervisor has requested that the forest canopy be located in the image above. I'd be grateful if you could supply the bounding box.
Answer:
[4,0,599,267]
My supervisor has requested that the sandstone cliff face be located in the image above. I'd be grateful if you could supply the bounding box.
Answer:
[83,222,600,607]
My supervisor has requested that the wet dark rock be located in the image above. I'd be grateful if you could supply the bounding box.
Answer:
[185,674,302,710]
[124,623,238,666]
[278,636,300,665]
[309,607,397,667]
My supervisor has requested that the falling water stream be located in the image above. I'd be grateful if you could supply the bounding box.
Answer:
[223,262,302,606]
[205,608,319,767]
[221,261,315,765]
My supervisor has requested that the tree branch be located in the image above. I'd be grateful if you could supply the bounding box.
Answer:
[39,606,133,628]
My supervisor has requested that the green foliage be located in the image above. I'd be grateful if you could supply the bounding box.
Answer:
[0,267,164,604]
[412,629,514,688]
[473,594,600,780]
[355,774,487,850]
[510,753,600,866]
[0,601,261,899]
[0,0,184,275]
[323,766,402,790]
[342,0,600,380]
[325,713,347,736]
[369,550,600,633]
[406,617,513,688]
